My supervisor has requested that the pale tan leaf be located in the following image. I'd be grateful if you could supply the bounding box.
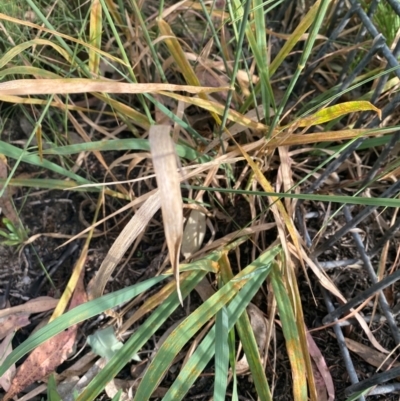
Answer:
[105,379,132,401]
[0,297,58,320]
[181,209,206,259]
[87,191,161,300]
[247,303,269,356]
[0,79,228,96]
[149,125,184,304]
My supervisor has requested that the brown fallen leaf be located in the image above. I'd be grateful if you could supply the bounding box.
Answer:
[307,331,335,401]
[0,296,59,320]
[343,336,400,370]
[0,314,30,341]
[4,273,87,400]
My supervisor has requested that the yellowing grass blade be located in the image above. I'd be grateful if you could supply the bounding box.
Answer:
[157,19,201,87]
[266,127,397,148]
[270,0,321,76]
[50,192,102,321]
[0,79,228,96]
[93,94,151,129]
[89,0,102,75]
[149,125,184,305]
[270,261,307,400]
[295,101,382,127]
[159,91,267,131]
[157,19,222,126]
[228,134,316,399]
[0,39,73,68]
[0,13,126,67]
[0,66,61,80]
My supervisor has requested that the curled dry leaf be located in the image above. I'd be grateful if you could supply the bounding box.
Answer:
[247,303,268,354]
[181,208,207,259]
[236,304,269,374]
[4,326,79,400]
[149,125,184,304]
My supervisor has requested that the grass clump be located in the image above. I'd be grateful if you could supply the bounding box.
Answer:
[0,1,399,401]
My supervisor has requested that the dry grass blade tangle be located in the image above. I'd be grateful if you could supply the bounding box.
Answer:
[1,1,400,400]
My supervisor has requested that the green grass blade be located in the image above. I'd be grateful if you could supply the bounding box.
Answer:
[0,178,127,199]
[47,374,62,401]
[188,185,400,208]
[269,0,321,77]
[111,389,122,401]
[42,138,206,161]
[99,0,153,122]
[228,321,238,401]
[144,94,210,145]
[328,135,392,151]
[25,0,91,76]
[234,299,272,400]
[269,0,331,134]
[139,247,281,401]
[0,141,93,187]
[133,280,243,398]
[345,388,371,401]
[162,246,279,401]
[76,270,207,401]
[251,0,276,123]
[219,252,272,401]
[0,275,167,377]
[214,306,230,401]
[219,0,252,133]
[129,0,167,82]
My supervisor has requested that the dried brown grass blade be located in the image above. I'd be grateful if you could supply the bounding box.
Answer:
[149,125,184,305]
[0,79,228,96]
[87,191,161,300]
